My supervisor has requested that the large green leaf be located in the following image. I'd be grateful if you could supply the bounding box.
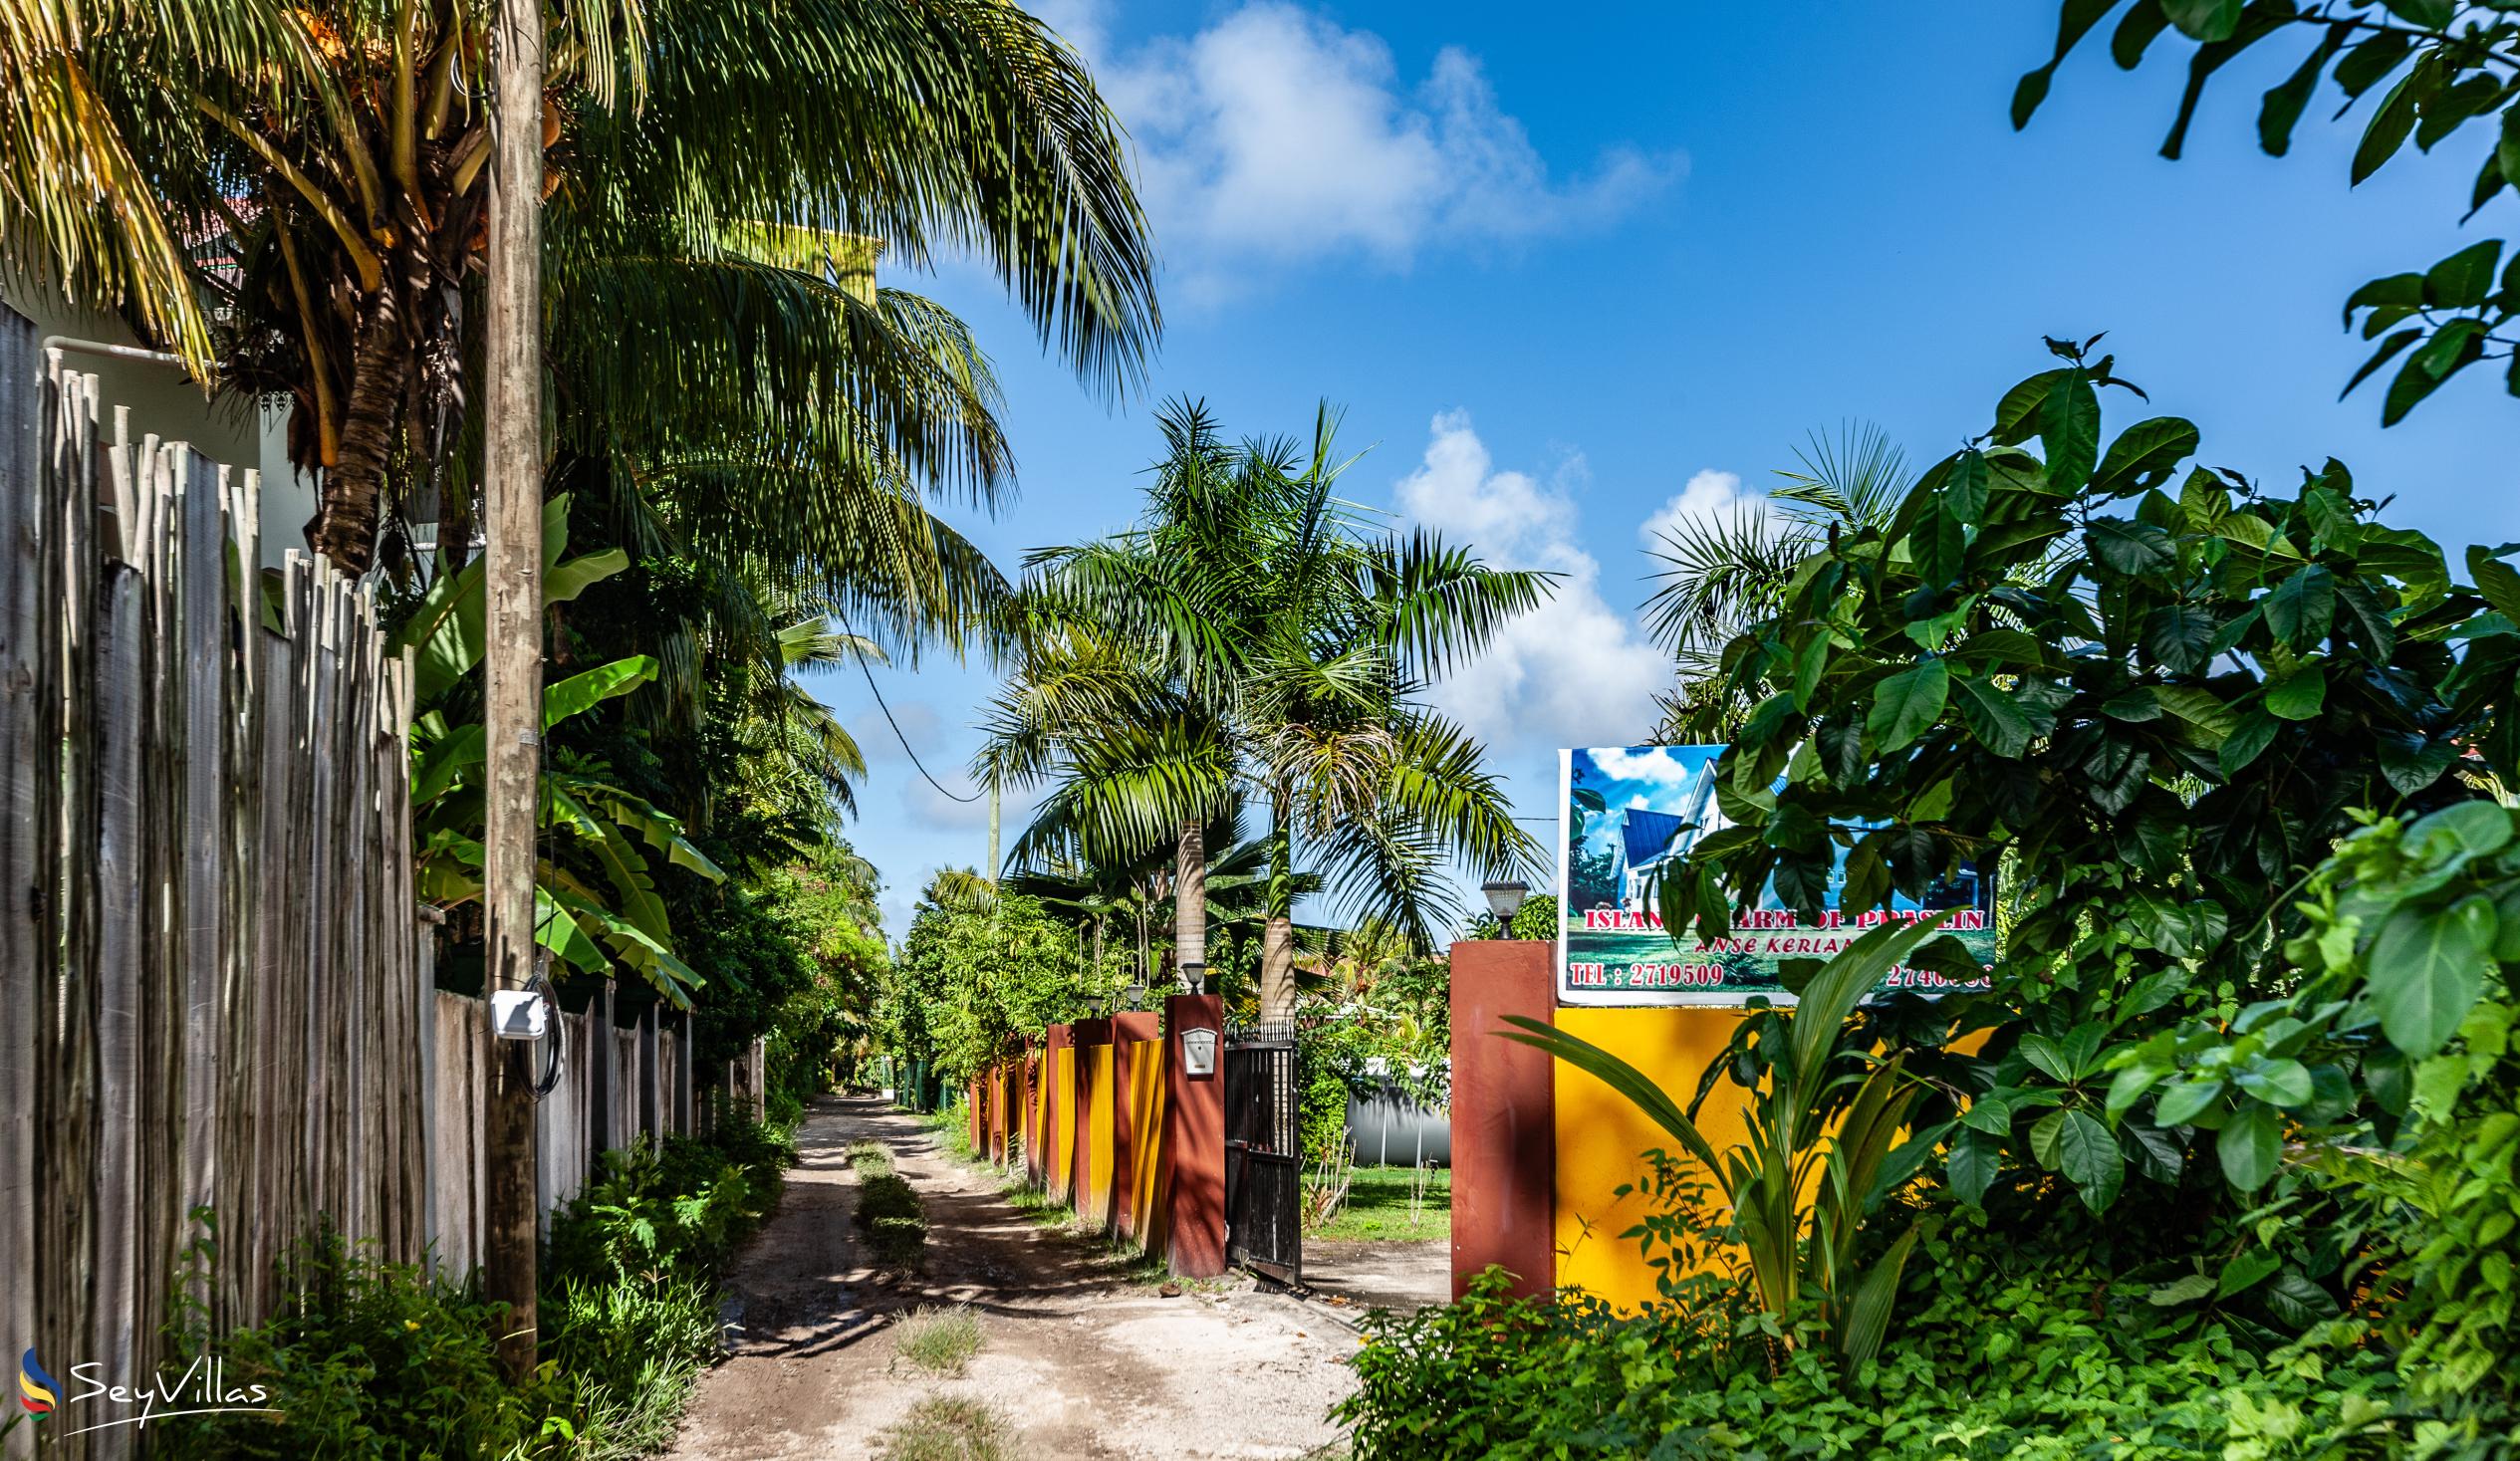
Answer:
[1951,673,2048,758]
[2262,565,2336,648]
[2086,517,2175,576]
[1947,1128,2000,1207]
[2468,546,2520,624]
[2217,710,2281,778]
[2055,1108,2126,1211]
[2090,416,2199,499]
[2218,1101,2284,1191]
[576,782,730,883]
[2040,370,2103,493]
[2421,237,2501,310]
[550,785,673,944]
[393,496,629,703]
[2368,894,2496,1057]
[2141,603,2218,673]
[543,656,658,729]
[2264,663,2327,721]
[1867,659,1949,753]
[1836,1219,1929,1367]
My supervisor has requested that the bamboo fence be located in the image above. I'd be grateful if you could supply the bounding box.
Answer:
[0,309,710,1460]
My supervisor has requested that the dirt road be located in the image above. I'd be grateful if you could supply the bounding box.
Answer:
[666,1096,1361,1460]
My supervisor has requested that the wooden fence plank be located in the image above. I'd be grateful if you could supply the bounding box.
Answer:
[91,555,143,1450]
[0,311,43,1461]
[177,445,228,1329]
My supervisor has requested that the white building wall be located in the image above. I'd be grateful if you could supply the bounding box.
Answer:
[3,278,313,572]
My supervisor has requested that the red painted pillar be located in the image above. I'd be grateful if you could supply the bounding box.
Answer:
[1112,1011,1159,1236]
[968,1075,983,1151]
[1449,940,1556,1300]
[994,1062,1012,1165]
[1162,993,1226,1279]
[1022,1040,1043,1184]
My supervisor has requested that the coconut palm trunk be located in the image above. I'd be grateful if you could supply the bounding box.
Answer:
[313,277,418,569]
[1174,819,1206,990]
[1258,796,1298,1025]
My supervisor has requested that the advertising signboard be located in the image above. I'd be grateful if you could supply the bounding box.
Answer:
[1557,745,1997,1007]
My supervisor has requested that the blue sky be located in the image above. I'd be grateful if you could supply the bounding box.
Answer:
[813,1,2520,937]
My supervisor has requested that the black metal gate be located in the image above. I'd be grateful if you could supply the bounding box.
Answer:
[1223,1024,1301,1283]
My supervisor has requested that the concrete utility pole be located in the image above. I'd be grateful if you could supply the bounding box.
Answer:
[481,0,546,1380]
[986,781,1001,882]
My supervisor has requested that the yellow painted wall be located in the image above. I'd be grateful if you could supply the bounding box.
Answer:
[1050,1047,1076,1199]
[1127,1040,1167,1246]
[1084,1045,1117,1229]
[1552,1007,1756,1313]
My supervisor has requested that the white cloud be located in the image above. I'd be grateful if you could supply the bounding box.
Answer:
[1390,410,1667,756]
[850,698,943,764]
[1589,746,1704,790]
[1061,3,1676,296]
[1638,468,1772,550]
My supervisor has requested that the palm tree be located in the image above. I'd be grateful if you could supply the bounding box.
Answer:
[981,399,1554,1024]
[3,0,1157,589]
[1642,423,1911,739]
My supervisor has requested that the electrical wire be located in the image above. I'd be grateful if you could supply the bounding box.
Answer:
[526,729,566,1100]
[848,634,983,803]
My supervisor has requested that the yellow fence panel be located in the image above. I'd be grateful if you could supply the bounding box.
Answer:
[1551,1007,1757,1312]
[1050,1046,1077,1200]
[1083,1045,1117,1229]
[1128,1041,1168,1245]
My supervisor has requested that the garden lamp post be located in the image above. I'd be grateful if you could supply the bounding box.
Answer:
[1482,880,1531,924]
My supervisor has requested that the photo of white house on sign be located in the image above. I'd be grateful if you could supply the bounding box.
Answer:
[1557,746,1998,1007]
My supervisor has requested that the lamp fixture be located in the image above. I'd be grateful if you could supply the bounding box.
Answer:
[1481,880,1531,922]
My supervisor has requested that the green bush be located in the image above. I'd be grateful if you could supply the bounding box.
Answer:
[1342,1249,2405,1461]
[546,1115,793,1286]
[160,1231,566,1460]
[543,1270,719,1441]
[166,1114,791,1459]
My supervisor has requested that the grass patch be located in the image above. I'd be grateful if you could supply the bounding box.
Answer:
[872,1395,1016,1461]
[922,1102,980,1163]
[846,1139,897,1178]
[1309,1164,1449,1243]
[855,1172,927,1269]
[890,1305,983,1376]
[1000,1181,1075,1231]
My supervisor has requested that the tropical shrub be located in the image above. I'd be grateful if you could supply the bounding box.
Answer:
[2111,800,2520,1449]
[1340,1256,2404,1461]
[399,495,724,1004]
[882,879,1108,1085]
[160,1231,563,1460]
[1657,340,2516,1225]
[166,1113,791,1458]
[1535,344,2520,1450]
